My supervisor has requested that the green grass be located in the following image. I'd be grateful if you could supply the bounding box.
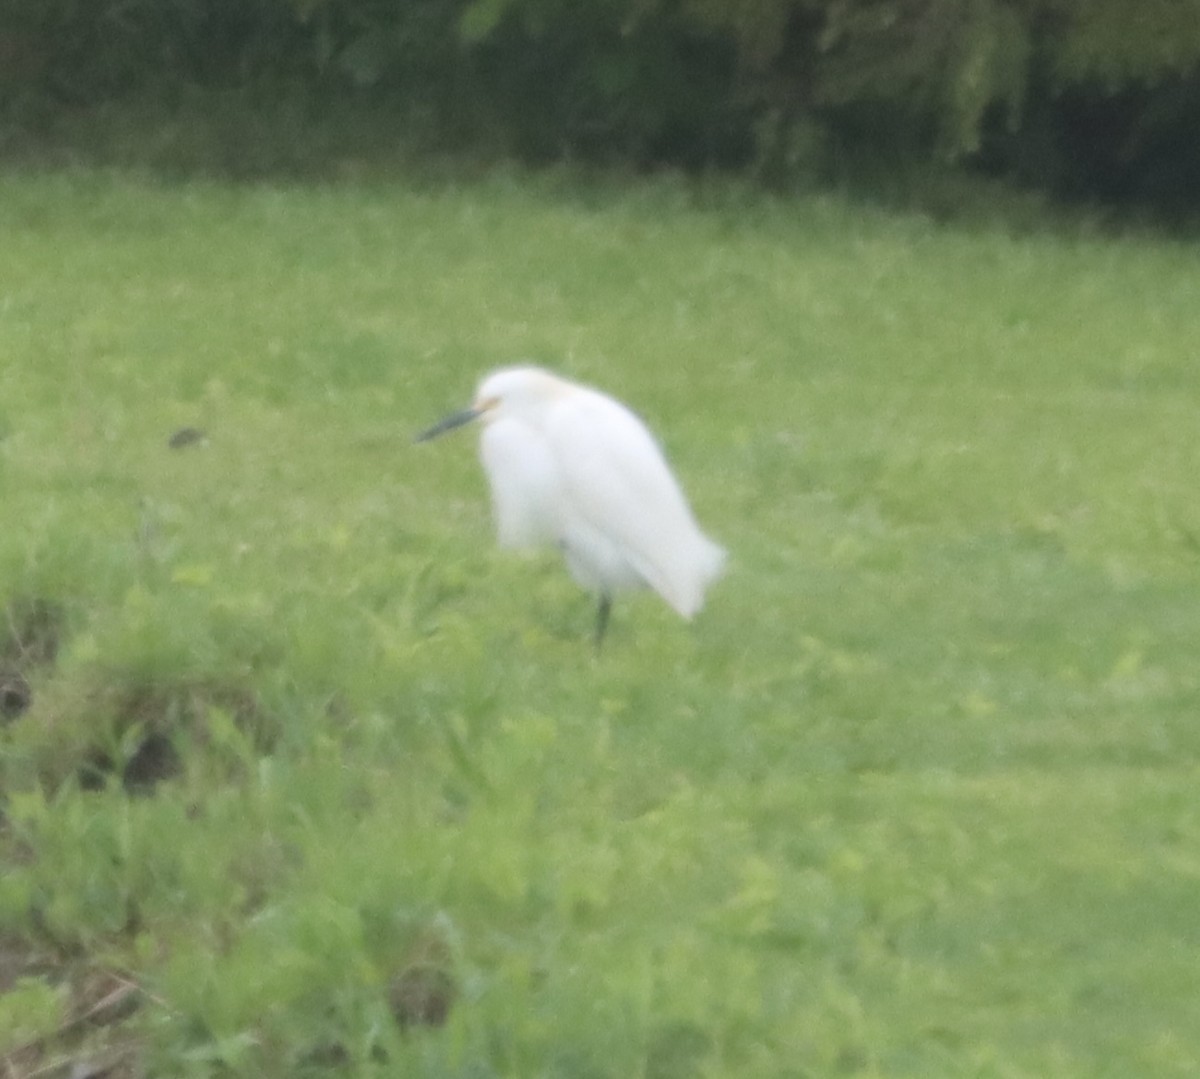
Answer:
[1,166,1199,1077]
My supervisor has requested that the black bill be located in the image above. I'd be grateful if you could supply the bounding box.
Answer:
[415,407,480,443]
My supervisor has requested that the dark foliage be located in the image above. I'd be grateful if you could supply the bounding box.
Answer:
[2,0,1200,209]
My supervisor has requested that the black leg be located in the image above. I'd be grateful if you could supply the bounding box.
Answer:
[594,594,612,650]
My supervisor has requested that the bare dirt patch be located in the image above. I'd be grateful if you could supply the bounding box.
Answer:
[0,937,145,1078]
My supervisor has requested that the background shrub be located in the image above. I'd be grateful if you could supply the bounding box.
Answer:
[3,0,1200,209]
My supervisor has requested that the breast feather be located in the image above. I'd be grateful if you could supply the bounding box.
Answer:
[479,416,564,548]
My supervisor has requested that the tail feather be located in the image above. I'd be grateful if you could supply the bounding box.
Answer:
[660,533,726,619]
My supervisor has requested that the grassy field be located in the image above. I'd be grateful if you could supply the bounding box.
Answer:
[0,166,1198,1077]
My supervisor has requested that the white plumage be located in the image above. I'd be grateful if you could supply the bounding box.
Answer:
[417,365,725,641]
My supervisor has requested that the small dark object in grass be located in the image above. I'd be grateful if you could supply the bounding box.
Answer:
[168,427,207,449]
[388,921,458,1030]
[0,670,31,721]
[389,962,456,1029]
[122,733,183,793]
[78,734,184,794]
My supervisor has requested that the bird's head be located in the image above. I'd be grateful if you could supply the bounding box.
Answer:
[416,365,566,441]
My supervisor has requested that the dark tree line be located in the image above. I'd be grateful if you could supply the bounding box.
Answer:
[3,0,1200,205]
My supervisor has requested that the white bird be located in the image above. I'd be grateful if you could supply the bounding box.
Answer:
[417,365,725,644]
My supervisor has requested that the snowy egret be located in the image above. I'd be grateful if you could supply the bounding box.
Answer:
[417,366,725,644]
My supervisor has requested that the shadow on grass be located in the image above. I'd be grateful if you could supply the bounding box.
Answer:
[0,597,65,724]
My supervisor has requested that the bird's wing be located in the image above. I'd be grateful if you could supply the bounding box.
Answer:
[479,416,564,548]
[546,389,725,617]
